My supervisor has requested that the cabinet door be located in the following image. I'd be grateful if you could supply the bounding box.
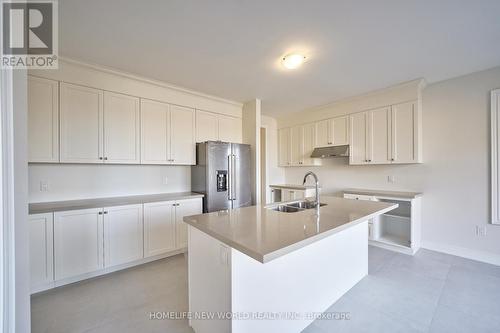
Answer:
[315,119,330,147]
[196,110,219,142]
[290,126,303,165]
[349,112,369,165]
[103,204,143,267]
[175,198,202,249]
[369,107,391,164]
[391,101,417,163]
[28,76,59,162]
[54,208,104,280]
[60,83,103,163]
[170,105,195,165]
[303,123,319,166]
[278,128,291,166]
[332,116,349,146]
[140,99,169,164]
[29,213,54,291]
[218,115,242,143]
[103,92,140,164]
[143,201,176,257]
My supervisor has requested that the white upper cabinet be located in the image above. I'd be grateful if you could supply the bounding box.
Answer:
[280,125,320,167]
[141,99,170,164]
[391,101,419,163]
[314,116,349,148]
[349,101,421,165]
[369,107,391,164]
[53,208,104,280]
[315,119,330,147]
[195,110,242,143]
[332,116,349,146]
[141,99,195,165]
[302,123,318,166]
[170,105,195,165]
[196,110,219,142]
[103,204,144,267]
[278,128,290,167]
[218,115,242,143]
[103,92,140,164]
[60,83,103,163]
[290,126,303,165]
[28,76,59,163]
[349,112,369,165]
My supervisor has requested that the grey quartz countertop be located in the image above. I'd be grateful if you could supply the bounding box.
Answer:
[343,188,422,199]
[269,184,320,190]
[183,196,397,263]
[29,192,204,215]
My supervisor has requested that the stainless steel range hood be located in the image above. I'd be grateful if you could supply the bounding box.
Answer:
[310,145,349,158]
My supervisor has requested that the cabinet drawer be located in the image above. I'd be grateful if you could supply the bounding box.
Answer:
[343,193,375,201]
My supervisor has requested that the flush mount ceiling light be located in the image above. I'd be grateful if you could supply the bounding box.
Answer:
[281,53,306,69]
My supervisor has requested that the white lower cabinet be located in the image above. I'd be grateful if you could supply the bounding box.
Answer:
[175,198,203,249]
[144,198,203,257]
[29,213,54,292]
[103,204,144,267]
[31,197,202,292]
[143,201,177,257]
[54,208,104,280]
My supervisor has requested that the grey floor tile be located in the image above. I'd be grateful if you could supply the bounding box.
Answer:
[452,256,500,278]
[429,304,500,333]
[368,245,396,274]
[31,247,500,333]
[384,251,452,280]
[314,295,425,333]
[438,265,500,326]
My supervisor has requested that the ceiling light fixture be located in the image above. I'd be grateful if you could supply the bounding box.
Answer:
[281,53,306,69]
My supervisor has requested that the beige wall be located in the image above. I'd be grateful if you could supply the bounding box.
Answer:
[282,66,500,264]
[261,115,285,203]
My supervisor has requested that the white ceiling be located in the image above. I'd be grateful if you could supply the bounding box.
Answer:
[59,0,500,117]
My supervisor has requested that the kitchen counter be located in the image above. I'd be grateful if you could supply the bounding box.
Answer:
[269,183,319,190]
[29,192,204,214]
[186,196,397,333]
[183,196,396,263]
[343,188,422,199]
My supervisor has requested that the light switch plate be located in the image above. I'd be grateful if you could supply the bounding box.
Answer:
[387,175,396,183]
[163,176,168,185]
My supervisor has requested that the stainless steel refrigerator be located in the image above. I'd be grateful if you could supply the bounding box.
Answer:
[191,141,252,213]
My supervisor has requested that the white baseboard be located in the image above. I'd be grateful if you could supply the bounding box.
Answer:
[421,241,500,266]
[31,248,187,295]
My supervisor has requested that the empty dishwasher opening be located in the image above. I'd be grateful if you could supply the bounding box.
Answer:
[375,199,411,248]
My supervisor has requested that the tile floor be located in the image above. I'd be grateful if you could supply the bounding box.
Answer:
[31,247,500,333]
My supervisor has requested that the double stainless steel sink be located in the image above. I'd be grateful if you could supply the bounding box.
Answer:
[269,200,327,213]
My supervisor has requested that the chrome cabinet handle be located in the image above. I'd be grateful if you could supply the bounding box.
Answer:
[228,155,232,200]
[231,154,236,200]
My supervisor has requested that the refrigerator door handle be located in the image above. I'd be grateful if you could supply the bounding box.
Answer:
[231,154,237,200]
[227,154,232,200]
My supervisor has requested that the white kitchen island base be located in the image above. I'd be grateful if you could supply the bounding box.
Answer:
[188,221,368,333]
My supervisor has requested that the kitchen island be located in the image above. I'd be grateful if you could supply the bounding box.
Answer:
[183,196,397,333]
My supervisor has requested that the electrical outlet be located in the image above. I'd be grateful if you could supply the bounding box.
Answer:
[387,175,396,183]
[39,181,50,192]
[475,225,487,236]
[163,176,168,185]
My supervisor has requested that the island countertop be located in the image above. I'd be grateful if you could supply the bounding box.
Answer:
[183,196,397,263]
